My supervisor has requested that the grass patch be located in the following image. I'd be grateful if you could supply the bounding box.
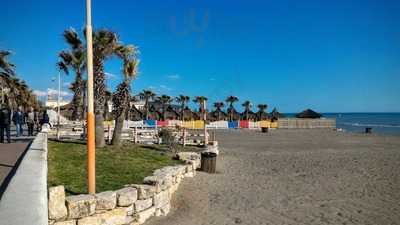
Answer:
[48,140,184,195]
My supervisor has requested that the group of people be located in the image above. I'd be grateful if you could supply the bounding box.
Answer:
[0,105,49,143]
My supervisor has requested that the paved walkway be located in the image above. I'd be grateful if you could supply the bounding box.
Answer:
[0,142,30,197]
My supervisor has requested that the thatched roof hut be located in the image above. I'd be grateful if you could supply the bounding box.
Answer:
[179,107,198,121]
[240,109,257,121]
[227,107,240,121]
[208,109,228,121]
[147,105,162,120]
[255,110,269,121]
[296,108,321,119]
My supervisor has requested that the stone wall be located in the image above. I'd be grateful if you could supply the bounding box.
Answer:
[48,152,201,225]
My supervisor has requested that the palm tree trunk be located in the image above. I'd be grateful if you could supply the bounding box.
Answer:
[94,58,106,147]
[111,81,130,146]
[111,109,125,146]
[181,104,184,121]
[144,99,149,120]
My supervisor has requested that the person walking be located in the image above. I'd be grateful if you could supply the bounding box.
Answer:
[26,107,35,136]
[0,104,11,143]
[34,108,40,132]
[12,106,24,137]
[40,110,50,128]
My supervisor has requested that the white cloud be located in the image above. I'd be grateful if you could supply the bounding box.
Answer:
[167,74,180,80]
[63,82,71,88]
[48,88,72,97]
[33,90,47,97]
[105,72,117,79]
[159,85,172,91]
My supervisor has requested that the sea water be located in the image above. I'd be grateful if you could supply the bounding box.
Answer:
[285,113,400,135]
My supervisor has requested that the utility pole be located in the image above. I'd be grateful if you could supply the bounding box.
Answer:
[86,0,96,194]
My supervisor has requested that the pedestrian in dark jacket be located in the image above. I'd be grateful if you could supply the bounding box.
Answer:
[0,104,11,143]
[40,110,50,127]
[12,106,24,137]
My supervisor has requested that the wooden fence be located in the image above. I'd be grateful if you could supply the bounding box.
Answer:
[278,118,336,129]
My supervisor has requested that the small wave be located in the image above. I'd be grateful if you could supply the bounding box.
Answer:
[340,122,400,128]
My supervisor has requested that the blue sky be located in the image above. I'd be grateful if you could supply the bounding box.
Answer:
[1,0,400,112]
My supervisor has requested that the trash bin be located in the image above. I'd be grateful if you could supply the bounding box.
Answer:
[365,127,372,134]
[201,152,217,173]
[262,127,269,133]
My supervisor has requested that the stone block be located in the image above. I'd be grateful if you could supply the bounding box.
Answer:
[77,216,102,225]
[117,187,137,207]
[134,198,153,212]
[155,203,170,217]
[135,207,156,224]
[169,183,179,198]
[143,176,162,193]
[98,208,127,225]
[129,184,156,200]
[185,171,195,178]
[66,194,96,219]
[95,191,116,211]
[125,204,134,216]
[185,164,193,173]
[177,152,200,161]
[153,190,169,209]
[143,175,173,192]
[54,220,76,225]
[48,186,68,220]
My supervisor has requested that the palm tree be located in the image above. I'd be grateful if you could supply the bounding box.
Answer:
[0,50,16,105]
[58,29,86,121]
[225,95,239,121]
[0,50,39,110]
[213,102,225,120]
[256,104,268,121]
[175,95,190,120]
[111,45,139,145]
[139,90,156,120]
[156,95,172,121]
[193,96,208,120]
[0,50,15,77]
[91,29,128,147]
[242,100,252,120]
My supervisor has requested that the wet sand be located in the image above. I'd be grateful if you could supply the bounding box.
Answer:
[147,129,400,225]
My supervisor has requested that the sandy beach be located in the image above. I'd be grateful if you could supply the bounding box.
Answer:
[147,129,400,225]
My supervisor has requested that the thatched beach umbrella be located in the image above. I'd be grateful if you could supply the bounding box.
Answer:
[128,104,143,121]
[271,107,284,120]
[296,108,321,119]
[164,105,180,120]
[182,106,197,121]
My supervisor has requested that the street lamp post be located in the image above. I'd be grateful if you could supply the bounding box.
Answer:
[203,99,208,146]
[86,0,96,194]
[57,70,61,140]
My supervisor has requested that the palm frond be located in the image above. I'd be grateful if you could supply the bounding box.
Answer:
[63,28,83,49]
